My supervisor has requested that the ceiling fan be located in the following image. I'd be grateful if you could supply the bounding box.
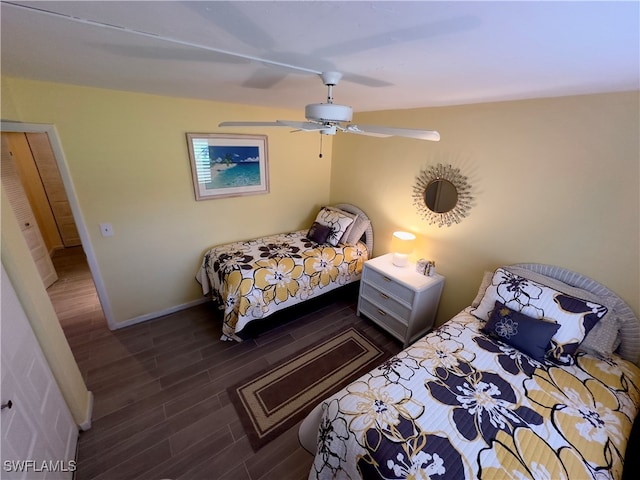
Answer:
[5,2,440,141]
[220,71,440,141]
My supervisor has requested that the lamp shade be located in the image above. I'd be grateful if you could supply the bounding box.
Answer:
[391,231,416,266]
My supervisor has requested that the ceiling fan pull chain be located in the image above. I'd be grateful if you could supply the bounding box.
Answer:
[319,134,323,158]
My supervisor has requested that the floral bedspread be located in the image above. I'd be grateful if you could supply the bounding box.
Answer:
[310,310,640,479]
[196,230,368,341]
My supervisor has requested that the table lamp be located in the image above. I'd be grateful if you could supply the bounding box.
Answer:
[391,231,416,267]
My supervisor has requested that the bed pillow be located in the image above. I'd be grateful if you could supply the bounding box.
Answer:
[306,222,331,244]
[324,206,359,244]
[471,271,494,308]
[504,266,618,319]
[343,216,370,246]
[471,267,608,364]
[313,207,355,246]
[504,266,621,359]
[482,301,560,362]
[578,315,621,359]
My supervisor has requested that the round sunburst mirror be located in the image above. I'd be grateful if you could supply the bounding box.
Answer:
[413,163,473,227]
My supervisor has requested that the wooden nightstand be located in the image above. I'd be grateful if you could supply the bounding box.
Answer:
[357,253,445,347]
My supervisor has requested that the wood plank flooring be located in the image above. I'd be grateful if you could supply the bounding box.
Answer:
[48,247,402,480]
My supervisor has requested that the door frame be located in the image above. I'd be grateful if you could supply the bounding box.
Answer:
[1,121,116,329]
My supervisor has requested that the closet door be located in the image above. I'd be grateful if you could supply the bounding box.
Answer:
[1,135,58,288]
[25,132,81,247]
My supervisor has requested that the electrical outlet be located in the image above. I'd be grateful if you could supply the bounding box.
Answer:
[100,223,114,237]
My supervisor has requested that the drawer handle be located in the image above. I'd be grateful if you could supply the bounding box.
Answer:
[382,275,392,282]
[379,293,389,300]
[377,308,387,316]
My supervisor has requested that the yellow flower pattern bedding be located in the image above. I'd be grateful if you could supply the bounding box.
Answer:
[309,310,640,479]
[196,230,368,341]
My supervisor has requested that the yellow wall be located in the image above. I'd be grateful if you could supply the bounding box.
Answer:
[2,77,332,325]
[3,76,638,331]
[330,91,640,325]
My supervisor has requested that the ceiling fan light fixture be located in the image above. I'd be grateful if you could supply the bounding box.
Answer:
[320,125,337,135]
[305,103,352,123]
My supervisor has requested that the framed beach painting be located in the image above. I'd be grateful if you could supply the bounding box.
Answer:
[186,133,269,200]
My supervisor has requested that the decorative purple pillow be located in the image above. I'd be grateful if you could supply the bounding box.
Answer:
[482,301,560,362]
[306,222,331,244]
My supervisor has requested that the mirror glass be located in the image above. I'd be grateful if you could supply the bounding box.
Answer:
[413,163,473,227]
[424,179,458,213]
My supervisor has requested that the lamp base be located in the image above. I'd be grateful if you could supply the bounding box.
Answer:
[392,253,409,267]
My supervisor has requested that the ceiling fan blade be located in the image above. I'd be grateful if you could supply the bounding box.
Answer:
[346,124,441,141]
[218,120,324,132]
[275,121,324,131]
[343,128,390,138]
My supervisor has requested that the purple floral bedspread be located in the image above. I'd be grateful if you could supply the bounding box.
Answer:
[309,310,640,479]
[196,230,368,341]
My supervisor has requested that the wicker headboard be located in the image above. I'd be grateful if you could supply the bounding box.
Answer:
[514,263,640,365]
[332,203,374,254]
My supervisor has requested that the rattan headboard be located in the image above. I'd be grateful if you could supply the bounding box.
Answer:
[513,263,640,364]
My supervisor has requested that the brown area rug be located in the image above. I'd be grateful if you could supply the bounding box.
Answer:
[228,326,394,451]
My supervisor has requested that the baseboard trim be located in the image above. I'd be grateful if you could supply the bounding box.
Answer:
[110,297,210,330]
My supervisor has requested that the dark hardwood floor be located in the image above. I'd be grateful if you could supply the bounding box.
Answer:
[47,247,401,480]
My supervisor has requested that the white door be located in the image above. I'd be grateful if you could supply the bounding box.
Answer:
[1,135,58,288]
[1,266,78,479]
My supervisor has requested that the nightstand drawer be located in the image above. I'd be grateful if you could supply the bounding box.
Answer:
[363,267,415,305]
[358,297,407,339]
[360,282,411,320]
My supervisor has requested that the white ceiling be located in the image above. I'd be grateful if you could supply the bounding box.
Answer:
[1,1,638,113]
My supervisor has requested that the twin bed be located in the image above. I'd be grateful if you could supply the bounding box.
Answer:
[298,263,640,479]
[196,206,639,479]
[196,204,372,341]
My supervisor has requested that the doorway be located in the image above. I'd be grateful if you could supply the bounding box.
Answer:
[1,131,106,336]
[1,122,115,330]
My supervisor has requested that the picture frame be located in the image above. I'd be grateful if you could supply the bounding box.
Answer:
[186,133,269,200]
